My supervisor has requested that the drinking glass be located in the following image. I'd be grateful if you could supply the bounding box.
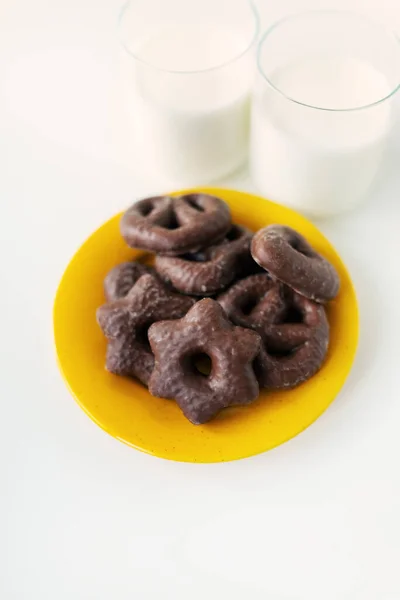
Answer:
[250,11,400,217]
[118,0,259,186]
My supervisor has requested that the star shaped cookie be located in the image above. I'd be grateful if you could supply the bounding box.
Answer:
[148,299,261,424]
[103,260,154,302]
[97,274,195,385]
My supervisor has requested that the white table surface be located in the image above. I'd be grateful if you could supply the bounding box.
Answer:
[1,0,400,599]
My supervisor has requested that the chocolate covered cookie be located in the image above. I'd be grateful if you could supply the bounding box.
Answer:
[251,225,340,302]
[148,299,261,424]
[218,274,329,388]
[97,274,195,385]
[120,194,231,256]
[104,260,154,302]
[155,225,252,296]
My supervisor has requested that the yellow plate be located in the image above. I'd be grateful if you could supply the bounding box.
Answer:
[54,188,358,462]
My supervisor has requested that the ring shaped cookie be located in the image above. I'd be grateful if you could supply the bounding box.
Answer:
[251,225,340,302]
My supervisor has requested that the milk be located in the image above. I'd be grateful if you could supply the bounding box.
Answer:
[250,57,392,216]
[125,25,254,185]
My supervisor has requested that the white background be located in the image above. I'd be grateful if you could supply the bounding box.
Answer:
[1,0,400,599]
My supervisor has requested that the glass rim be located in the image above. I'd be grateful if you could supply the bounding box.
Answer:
[257,9,400,113]
[118,0,260,74]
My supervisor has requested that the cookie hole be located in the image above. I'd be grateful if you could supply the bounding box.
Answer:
[268,348,294,358]
[225,226,242,241]
[289,237,313,257]
[181,251,208,263]
[184,195,204,212]
[164,211,181,230]
[136,324,152,352]
[140,202,154,217]
[191,353,212,376]
[265,340,303,358]
[240,295,259,316]
[284,306,304,324]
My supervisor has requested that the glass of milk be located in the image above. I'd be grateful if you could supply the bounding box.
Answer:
[118,0,259,186]
[250,11,400,217]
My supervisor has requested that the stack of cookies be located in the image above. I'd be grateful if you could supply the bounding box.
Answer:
[97,194,340,424]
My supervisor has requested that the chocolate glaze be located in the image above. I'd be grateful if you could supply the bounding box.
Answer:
[148,299,261,424]
[155,225,253,296]
[251,225,340,303]
[97,274,195,385]
[104,260,154,302]
[120,194,231,256]
[218,274,329,389]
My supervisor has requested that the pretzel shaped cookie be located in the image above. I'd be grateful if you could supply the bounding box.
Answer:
[218,274,329,389]
[121,194,231,256]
